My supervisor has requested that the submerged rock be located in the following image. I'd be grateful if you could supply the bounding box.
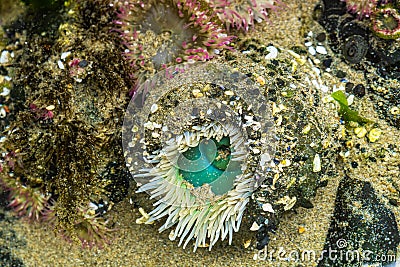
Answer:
[318,178,399,267]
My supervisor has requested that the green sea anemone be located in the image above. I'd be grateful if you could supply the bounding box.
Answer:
[123,62,275,251]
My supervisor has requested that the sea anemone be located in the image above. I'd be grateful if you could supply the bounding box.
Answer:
[123,62,275,251]
[6,182,49,220]
[341,0,378,18]
[0,153,49,221]
[114,0,234,85]
[371,4,400,39]
[43,202,114,249]
[207,0,284,32]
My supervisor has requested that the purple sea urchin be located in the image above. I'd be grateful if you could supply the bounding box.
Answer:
[115,0,234,84]
[208,0,284,32]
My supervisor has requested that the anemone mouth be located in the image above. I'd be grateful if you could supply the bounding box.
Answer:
[137,120,248,199]
[122,62,275,251]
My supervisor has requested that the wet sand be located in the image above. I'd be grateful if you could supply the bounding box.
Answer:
[2,0,399,266]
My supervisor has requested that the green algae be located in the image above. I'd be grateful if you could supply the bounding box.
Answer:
[331,90,372,124]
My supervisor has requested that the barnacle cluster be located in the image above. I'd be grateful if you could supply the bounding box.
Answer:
[122,62,275,250]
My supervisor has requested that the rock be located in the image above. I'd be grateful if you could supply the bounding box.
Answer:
[318,178,399,266]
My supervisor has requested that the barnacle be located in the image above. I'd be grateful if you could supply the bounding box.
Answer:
[122,62,275,251]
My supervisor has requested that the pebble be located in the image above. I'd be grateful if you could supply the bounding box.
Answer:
[262,203,275,213]
[320,85,329,92]
[302,124,311,134]
[279,196,297,211]
[313,154,321,172]
[345,82,354,93]
[144,121,154,130]
[150,104,158,113]
[280,159,291,167]
[264,46,278,59]
[354,127,367,138]
[151,132,160,138]
[57,60,65,70]
[353,84,366,97]
[316,32,326,42]
[46,105,55,110]
[312,67,321,76]
[322,58,332,68]
[308,46,316,56]
[60,51,71,60]
[0,50,11,64]
[351,161,358,168]
[78,60,88,68]
[368,128,381,142]
[0,87,10,96]
[390,106,400,115]
[347,94,355,106]
[256,76,266,85]
[316,45,327,54]
[336,70,346,78]
[250,221,260,231]
[0,107,6,118]
[192,89,203,98]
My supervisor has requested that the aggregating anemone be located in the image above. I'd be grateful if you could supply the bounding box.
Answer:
[341,0,378,17]
[208,0,284,31]
[371,3,400,39]
[0,0,130,248]
[114,0,234,86]
[122,62,276,250]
